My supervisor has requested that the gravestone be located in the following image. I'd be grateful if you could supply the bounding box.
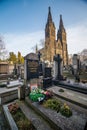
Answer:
[24,53,39,80]
[43,67,52,78]
[37,51,43,76]
[39,63,43,76]
[43,67,52,89]
[53,54,63,80]
[72,54,80,75]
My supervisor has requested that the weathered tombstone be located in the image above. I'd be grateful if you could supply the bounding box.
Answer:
[24,53,39,81]
[18,85,25,100]
[53,54,63,80]
[37,51,43,76]
[72,54,80,75]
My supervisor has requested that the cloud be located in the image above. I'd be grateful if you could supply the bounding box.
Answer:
[2,21,87,57]
[3,31,44,56]
[67,22,87,54]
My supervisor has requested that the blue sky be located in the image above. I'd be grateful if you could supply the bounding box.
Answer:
[0,0,87,56]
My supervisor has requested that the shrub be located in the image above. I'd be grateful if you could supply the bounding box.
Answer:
[43,99,61,112]
[60,103,72,117]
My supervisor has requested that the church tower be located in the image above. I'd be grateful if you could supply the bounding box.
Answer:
[57,15,68,65]
[45,7,56,62]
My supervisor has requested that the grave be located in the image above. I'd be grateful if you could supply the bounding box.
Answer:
[23,53,40,99]
[43,67,52,89]
[24,53,39,81]
[53,54,63,80]
[38,51,43,76]
[72,54,80,75]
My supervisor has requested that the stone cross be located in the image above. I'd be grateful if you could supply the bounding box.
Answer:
[53,54,63,80]
[38,51,41,62]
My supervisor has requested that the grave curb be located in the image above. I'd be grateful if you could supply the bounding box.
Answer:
[25,97,62,130]
[58,82,87,94]
[53,92,87,109]
[3,104,18,130]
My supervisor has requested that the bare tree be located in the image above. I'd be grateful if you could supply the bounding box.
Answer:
[0,36,8,60]
[39,39,45,48]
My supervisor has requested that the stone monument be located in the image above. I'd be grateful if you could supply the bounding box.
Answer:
[53,54,63,80]
[24,53,39,81]
[73,54,80,75]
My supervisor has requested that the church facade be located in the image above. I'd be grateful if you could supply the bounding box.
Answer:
[39,7,68,66]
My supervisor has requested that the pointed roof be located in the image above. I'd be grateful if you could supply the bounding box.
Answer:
[36,44,38,53]
[47,6,52,23]
[59,15,65,30]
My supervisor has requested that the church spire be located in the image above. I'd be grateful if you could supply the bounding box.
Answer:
[59,15,65,31]
[47,6,52,23]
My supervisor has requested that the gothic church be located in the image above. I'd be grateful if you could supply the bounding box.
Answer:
[39,7,68,66]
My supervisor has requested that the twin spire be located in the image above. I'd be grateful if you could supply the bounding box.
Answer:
[47,6,64,30]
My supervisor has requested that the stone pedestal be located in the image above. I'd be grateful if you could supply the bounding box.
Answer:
[54,60,58,79]
[18,85,25,100]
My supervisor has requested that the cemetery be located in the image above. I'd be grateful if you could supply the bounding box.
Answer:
[0,52,87,130]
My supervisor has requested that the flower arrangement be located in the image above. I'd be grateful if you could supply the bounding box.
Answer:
[60,103,72,117]
[43,99,61,112]
[43,99,72,117]
[8,102,36,130]
[8,103,19,114]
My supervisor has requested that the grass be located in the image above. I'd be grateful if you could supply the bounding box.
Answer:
[8,103,36,130]
[12,109,36,130]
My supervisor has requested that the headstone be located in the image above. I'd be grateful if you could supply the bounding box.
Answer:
[14,64,17,75]
[39,63,43,76]
[44,67,52,78]
[43,67,52,89]
[24,53,39,80]
[53,54,63,80]
[18,85,25,100]
[72,54,80,75]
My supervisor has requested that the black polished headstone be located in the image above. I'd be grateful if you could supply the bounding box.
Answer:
[27,59,39,80]
[44,67,52,78]
[43,67,52,89]
[24,53,39,80]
